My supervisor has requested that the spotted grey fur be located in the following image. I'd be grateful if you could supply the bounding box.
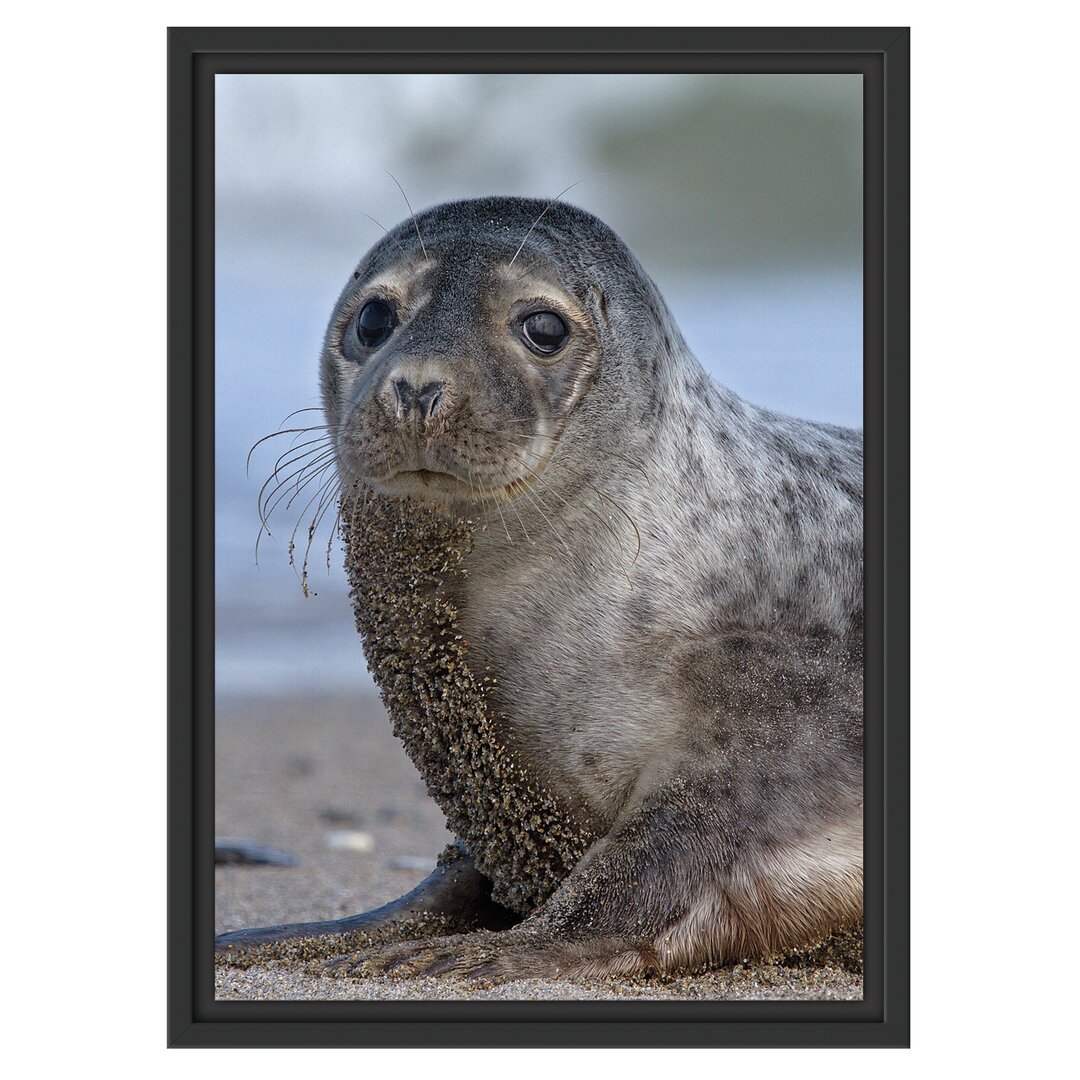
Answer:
[217,196,863,982]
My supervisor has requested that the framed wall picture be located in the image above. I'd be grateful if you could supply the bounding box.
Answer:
[168,25,909,1048]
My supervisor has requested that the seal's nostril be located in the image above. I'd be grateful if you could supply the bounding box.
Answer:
[417,381,447,421]
[391,378,412,418]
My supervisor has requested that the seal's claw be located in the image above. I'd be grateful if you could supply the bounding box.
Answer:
[322,936,446,978]
[422,953,464,977]
[321,928,581,986]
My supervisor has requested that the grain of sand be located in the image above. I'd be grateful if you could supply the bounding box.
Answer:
[215,693,863,1002]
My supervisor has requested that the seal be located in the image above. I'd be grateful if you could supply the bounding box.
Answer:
[216,196,864,984]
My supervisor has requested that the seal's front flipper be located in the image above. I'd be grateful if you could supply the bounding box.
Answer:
[214,843,518,966]
[325,742,863,985]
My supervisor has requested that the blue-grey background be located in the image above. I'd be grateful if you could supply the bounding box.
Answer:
[215,74,862,698]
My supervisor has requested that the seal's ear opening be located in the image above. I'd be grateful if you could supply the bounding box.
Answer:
[587,284,611,330]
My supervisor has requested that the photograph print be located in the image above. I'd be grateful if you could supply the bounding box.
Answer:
[211,69,866,1004]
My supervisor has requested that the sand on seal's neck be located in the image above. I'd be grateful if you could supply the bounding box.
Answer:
[340,486,594,915]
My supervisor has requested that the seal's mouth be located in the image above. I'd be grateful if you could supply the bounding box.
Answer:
[375,465,541,506]
[394,468,459,485]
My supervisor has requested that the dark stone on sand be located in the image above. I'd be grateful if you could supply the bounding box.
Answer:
[215,839,299,867]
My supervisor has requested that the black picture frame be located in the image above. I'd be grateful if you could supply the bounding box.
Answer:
[168,25,909,1049]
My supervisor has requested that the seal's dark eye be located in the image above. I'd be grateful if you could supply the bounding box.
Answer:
[355,299,396,348]
[522,311,569,355]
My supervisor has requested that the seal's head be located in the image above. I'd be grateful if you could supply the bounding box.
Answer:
[322,196,670,509]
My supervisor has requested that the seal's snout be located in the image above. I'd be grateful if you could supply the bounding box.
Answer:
[379,369,454,432]
[392,378,448,424]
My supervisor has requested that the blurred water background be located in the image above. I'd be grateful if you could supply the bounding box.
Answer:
[215,74,862,699]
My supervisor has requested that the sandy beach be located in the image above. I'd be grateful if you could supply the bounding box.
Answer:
[215,693,863,1001]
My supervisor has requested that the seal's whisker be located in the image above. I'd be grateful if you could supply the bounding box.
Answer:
[309,475,342,537]
[507,180,583,270]
[501,452,639,569]
[482,417,555,425]
[344,481,371,529]
[566,472,643,565]
[471,422,650,497]
[288,470,341,589]
[527,451,635,565]
[285,427,337,452]
[490,486,515,544]
[270,436,337,481]
[520,486,575,561]
[274,457,336,520]
[277,406,328,426]
[360,210,412,263]
[497,467,574,561]
[502,423,556,439]
[257,447,338,528]
[511,255,548,284]
[500,441,552,480]
[325,503,344,571]
[246,423,342,477]
[270,435,336,482]
[254,521,275,568]
[463,461,505,542]
[278,453,338,515]
[496,428,651,485]
[254,453,339,566]
[247,422,339,460]
[461,462,484,519]
[506,491,533,545]
[562,468,641,564]
[585,487,640,567]
[256,460,336,559]
[255,460,330,559]
[299,476,343,594]
[386,170,427,260]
